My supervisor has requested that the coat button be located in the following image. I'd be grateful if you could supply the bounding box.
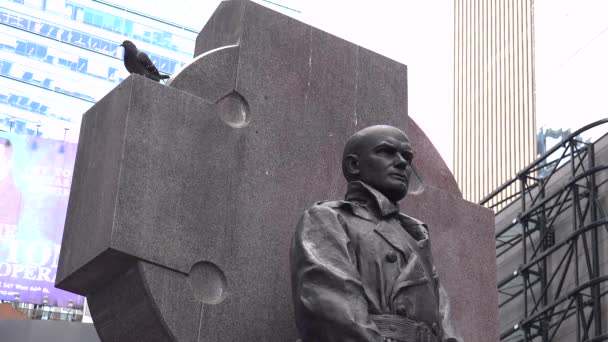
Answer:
[385,252,398,263]
[396,304,408,316]
[389,323,397,331]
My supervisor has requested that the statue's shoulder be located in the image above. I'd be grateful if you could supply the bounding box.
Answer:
[398,213,427,227]
[296,201,353,233]
[302,198,363,217]
[304,200,351,214]
[316,200,349,209]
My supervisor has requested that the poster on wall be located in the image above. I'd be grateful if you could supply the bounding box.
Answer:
[0,131,83,308]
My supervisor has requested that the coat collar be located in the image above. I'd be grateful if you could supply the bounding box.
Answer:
[341,181,429,243]
[344,181,400,219]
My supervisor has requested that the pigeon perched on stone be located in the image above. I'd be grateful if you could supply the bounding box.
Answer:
[120,40,170,82]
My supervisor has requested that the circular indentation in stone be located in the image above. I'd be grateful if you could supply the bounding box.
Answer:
[217,91,250,128]
[189,261,227,304]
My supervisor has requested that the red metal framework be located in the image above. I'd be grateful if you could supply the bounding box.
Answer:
[480,119,608,342]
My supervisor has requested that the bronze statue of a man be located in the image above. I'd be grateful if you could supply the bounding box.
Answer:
[291,125,460,342]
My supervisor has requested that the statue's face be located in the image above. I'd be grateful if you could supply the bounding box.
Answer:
[354,127,413,202]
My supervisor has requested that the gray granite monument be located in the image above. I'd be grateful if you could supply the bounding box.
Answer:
[56,1,498,341]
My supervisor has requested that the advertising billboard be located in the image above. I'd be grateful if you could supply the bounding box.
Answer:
[0,131,83,308]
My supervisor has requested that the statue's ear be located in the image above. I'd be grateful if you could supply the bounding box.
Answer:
[344,154,360,179]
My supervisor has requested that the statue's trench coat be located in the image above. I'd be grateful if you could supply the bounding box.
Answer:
[290,181,457,342]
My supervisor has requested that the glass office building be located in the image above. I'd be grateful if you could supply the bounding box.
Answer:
[0,0,198,142]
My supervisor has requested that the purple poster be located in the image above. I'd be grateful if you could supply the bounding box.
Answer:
[0,132,84,308]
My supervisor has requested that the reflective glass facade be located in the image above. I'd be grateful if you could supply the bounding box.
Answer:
[0,0,198,142]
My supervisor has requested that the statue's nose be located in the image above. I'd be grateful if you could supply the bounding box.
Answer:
[394,154,407,168]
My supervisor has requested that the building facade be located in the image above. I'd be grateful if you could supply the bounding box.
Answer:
[0,0,198,142]
[453,0,537,206]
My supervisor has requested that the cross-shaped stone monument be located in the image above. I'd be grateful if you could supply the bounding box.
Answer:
[56,1,498,341]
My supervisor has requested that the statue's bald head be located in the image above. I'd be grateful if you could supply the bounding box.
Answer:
[342,125,412,202]
[342,125,410,180]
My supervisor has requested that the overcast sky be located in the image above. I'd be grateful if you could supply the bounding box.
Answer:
[534,0,608,141]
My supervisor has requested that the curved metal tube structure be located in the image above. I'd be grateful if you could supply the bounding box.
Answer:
[482,119,608,342]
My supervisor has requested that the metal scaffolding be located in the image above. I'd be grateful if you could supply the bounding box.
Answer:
[480,119,608,342]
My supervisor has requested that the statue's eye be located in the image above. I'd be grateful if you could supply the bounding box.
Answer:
[376,146,395,155]
[401,152,413,163]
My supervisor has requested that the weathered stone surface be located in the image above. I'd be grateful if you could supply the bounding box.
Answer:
[401,118,497,342]
[402,184,498,342]
[88,262,198,342]
[56,1,497,341]
[407,119,462,196]
[57,76,220,289]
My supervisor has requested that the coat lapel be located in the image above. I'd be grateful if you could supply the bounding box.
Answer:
[398,213,429,241]
[374,220,408,256]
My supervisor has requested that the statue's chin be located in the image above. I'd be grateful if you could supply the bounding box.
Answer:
[389,193,407,203]
[382,187,408,203]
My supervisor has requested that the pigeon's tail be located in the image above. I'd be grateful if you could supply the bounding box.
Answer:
[159,74,170,80]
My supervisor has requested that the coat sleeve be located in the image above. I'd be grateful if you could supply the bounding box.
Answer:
[290,204,382,342]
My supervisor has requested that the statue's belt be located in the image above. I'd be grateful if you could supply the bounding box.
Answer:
[370,314,439,342]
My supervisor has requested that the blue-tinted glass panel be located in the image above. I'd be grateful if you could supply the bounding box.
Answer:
[28,19,37,31]
[59,29,69,41]
[49,26,59,38]
[113,17,123,33]
[124,19,133,35]
[15,41,27,55]
[73,6,83,21]
[107,67,116,80]
[0,61,11,74]
[70,31,80,44]
[83,10,93,24]
[77,58,87,73]
[17,17,28,29]
[93,13,102,27]
[77,34,89,47]
[14,120,26,134]
[39,23,51,35]
[26,42,37,56]
[35,45,47,58]
[7,13,19,26]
